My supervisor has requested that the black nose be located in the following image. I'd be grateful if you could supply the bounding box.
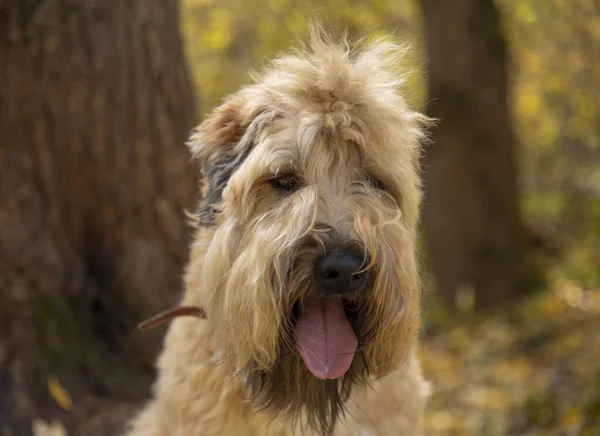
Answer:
[314,249,369,294]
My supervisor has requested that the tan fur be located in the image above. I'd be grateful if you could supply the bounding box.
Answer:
[125,24,430,436]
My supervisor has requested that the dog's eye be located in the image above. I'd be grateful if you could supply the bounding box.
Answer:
[270,174,301,192]
[366,175,385,191]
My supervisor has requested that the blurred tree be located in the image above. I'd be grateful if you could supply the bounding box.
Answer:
[419,0,524,310]
[0,0,196,434]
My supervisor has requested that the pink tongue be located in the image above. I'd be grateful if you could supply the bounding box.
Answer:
[293,299,358,380]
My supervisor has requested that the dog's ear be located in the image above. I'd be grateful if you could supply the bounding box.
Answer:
[188,95,248,165]
[188,95,269,226]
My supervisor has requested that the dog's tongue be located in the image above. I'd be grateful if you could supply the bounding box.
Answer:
[293,298,357,380]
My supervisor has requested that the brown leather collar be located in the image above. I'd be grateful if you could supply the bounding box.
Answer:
[138,306,207,332]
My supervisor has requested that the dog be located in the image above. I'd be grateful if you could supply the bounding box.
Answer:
[125,24,430,436]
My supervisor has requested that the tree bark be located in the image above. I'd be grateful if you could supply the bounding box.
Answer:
[0,1,197,434]
[419,0,524,310]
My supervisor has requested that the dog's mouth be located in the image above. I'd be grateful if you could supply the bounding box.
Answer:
[291,298,358,380]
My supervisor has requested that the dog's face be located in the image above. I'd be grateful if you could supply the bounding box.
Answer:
[188,28,428,434]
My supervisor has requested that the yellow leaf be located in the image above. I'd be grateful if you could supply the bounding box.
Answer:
[429,410,453,431]
[563,406,583,428]
[284,11,306,35]
[518,86,542,118]
[515,2,536,24]
[47,377,73,411]
[268,0,290,14]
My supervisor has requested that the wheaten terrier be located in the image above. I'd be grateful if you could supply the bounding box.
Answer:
[125,24,430,436]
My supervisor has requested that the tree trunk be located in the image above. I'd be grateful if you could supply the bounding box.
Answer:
[419,0,524,310]
[0,1,197,434]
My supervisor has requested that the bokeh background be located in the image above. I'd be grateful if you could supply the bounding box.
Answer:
[1,0,599,435]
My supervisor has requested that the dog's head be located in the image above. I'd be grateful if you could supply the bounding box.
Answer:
[188,25,429,434]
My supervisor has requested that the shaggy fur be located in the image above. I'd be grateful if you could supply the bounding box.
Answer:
[125,24,430,436]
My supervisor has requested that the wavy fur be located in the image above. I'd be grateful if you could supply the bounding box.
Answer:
[125,23,430,436]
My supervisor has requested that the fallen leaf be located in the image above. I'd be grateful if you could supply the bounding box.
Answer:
[47,377,73,411]
[32,419,67,436]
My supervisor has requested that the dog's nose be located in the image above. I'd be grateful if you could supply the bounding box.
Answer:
[314,249,369,294]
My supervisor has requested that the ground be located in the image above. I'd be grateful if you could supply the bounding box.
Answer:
[32,285,600,436]
[422,285,600,436]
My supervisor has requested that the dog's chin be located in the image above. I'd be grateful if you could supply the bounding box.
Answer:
[243,296,369,435]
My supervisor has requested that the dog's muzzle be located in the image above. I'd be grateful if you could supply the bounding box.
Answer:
[289,246,369,380]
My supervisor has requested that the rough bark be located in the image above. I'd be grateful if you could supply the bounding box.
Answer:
[419,0,524,310]
[0,1,197,434]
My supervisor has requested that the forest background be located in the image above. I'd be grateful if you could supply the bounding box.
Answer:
[1,0,599,435]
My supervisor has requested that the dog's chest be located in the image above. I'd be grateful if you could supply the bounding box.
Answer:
[190,366,426,436]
